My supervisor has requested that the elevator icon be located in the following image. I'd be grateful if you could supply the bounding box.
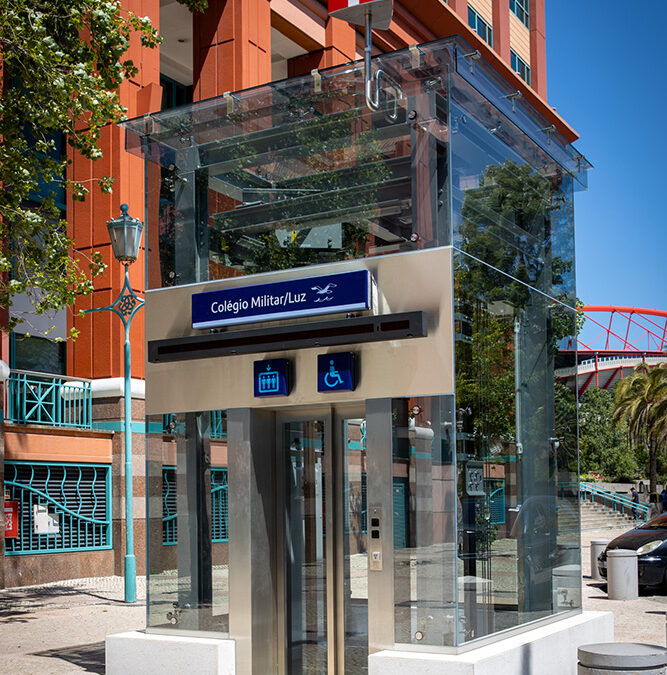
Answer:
[254,359,290,397]
[258,364,280,393]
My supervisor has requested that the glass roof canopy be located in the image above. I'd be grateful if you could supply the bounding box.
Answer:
[122,36,589,290]
[123,36,589,185]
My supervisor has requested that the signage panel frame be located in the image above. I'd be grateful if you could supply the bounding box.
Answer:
[192,270,372,330]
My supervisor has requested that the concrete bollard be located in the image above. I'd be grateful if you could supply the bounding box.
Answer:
[607,549,638,600]
[590,539,609,581]
[578,642,666,674]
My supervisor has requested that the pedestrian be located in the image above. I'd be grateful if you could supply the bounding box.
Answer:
[660,487,667,513]
[631,487,639,521]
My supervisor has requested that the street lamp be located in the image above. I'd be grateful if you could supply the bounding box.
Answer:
[86,203,144,603]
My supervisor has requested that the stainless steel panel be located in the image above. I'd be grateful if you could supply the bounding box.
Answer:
[228,408,277,675]
[144,248,454,415]
[365,398,395,654]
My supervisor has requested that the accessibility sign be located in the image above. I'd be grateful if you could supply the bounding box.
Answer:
[317,352,356,392]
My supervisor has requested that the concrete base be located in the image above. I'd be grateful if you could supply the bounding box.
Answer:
[106,631,236,675]
[106,612,612,675]
[369,611,614,675]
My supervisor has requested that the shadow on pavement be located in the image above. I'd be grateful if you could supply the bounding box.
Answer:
[33,641,106,674]
[0,605,34,623]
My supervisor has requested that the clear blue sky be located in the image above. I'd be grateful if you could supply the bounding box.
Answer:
[546,2,666,313]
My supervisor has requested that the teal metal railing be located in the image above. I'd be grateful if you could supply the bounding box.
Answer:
[489,485,506,525]
[162,466,228,545]
[4,461,112,555]
[4,370,92,429]
[211,468,228,542]
[580,482,650,522]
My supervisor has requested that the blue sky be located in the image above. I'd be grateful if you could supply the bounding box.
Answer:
[546,2,666,314]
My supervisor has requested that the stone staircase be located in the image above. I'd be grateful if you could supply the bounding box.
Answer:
[579,499,637,531]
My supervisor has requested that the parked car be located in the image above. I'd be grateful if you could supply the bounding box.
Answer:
[597,513,667,589]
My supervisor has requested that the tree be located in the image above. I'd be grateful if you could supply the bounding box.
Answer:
[0,0,160,334]
[612,363,667,493]
[578,387,636,481]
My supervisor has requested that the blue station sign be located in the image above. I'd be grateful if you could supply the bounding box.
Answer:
[192,270,372,329]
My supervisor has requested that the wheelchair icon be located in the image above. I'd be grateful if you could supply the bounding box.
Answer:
[324,360,344,388]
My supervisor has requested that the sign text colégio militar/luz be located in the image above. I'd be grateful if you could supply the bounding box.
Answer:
[192,270,372,329]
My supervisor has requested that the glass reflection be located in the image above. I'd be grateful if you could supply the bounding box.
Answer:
[285,421,327,675]
[146,411,229,635]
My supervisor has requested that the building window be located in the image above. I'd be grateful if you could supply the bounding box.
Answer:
[10,333,66,375]
[160,75,193,111]
[511,50,531,86]
[468,6,493,47]
[510,0,529,28]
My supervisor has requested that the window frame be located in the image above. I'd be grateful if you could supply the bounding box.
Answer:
[511,49,532,86]
[468,5,493,48]
[510,0,530,28]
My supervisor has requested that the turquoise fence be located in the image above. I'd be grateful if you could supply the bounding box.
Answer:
[162,466,229,545]
[4,370,92,429]
[484,478,506,525]
[4,461,112,555]
[580,482,650,522]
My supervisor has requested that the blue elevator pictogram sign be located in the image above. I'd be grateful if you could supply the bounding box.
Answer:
[254,359,291,397]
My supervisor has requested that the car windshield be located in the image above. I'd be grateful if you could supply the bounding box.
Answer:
[639,514,667,529]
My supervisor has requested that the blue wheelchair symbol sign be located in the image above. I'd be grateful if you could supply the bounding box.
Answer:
[317,353,355,392]
[324,360,344,388]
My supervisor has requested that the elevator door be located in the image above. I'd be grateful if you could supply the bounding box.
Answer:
[279,408,368,675]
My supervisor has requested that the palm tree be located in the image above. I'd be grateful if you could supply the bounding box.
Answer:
[612,363,667,493]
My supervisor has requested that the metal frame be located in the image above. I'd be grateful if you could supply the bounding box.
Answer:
[274,402,367,675]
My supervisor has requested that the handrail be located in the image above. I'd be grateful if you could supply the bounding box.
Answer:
[580,482,650,522]
[8,369,92,383]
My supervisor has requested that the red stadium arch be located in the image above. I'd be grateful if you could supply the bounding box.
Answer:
[557,306,667,397]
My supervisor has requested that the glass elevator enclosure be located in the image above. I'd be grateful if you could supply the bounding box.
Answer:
[125,35,589,674]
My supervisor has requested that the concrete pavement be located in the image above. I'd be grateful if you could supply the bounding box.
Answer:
[0,527,664,673]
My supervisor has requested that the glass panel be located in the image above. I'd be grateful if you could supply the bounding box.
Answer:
[285,421,327,675]
[342,418,368,674]
[454,251,581,643]
[393,395,458,646]
[146,412,229,635]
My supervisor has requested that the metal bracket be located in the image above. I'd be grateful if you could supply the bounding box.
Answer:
[540,124,557,144]
[311,68,322,94]
[409,43,421,69]
[223,91,234,115]
[504,90,523,112]
[364,9,402,121]
[463,49,481,74]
